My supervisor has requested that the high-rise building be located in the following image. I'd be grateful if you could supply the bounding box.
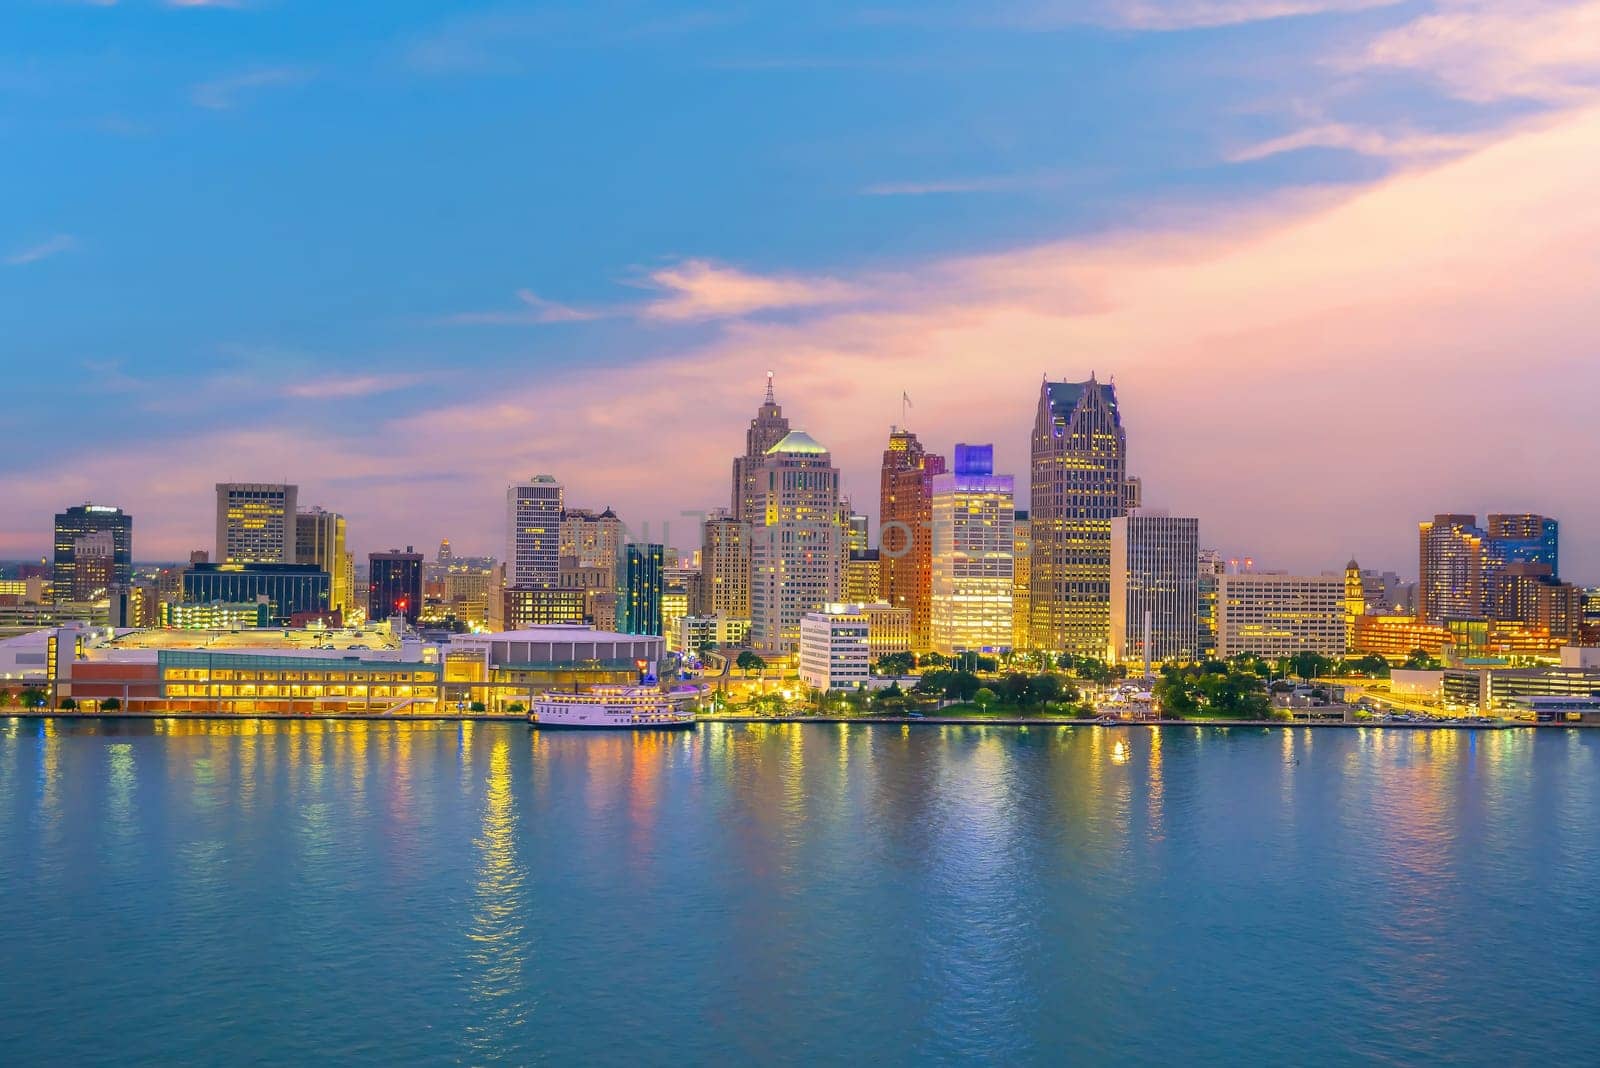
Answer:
[930,444,1014,655]
[1029,375,1134,657]
[295,507,353,613]
[879,428,945,652]
[70,531,117,602]
[1012,511,1032,652]
[1109,512,1199,667]
[560,507,623,570]
[506,476,563,589]
[797,602,913,691]
[52,504,132,603]
[1418,514,1489,624]
[731,371,792,527]
[182,563,329,625]
[700,511,750,619]
[749,430,841,653]
[1197,549,1224,659]
[1216,573,1346,658]
[843,549,881,605]
[1487,513,1559,576]
[368,547,423,625]
[1491,563,1584,641]
[216,483,297,564]
[843,507,870,553]
[621,543,665,636]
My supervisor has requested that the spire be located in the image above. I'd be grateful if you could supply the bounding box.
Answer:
[764,369,776,405]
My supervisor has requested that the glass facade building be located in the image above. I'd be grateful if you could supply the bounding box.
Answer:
[182,563,330,625]
[621,543,665,636]
[368,548,423,625]
[52,504,132,604]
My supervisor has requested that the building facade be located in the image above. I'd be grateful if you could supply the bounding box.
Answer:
[506,476,564,589]
[368,547,423,625]
[1215,573,1346,659]
[878,428,945,652]
[929,444,1014,655]
[731,372,792,527]
[295,507,353,614]
[560,507,623,570]
[216,483,297,564]
[1012,511,1032,652]
[182,563,329,625]
[621,543,665,636]
[749,430,841,653]
[843,549,881,605]
[700,511,750,619]
[52,504,132,604]
[798,606,872,692]
[1109,512,1199,667]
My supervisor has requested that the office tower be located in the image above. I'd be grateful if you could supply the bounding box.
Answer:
[749,430,841,653]
[1030,375,1134,657]
[1418,514,1489,624]
[879,427,945,652]
[700,511,750,618]
[843,549,881,605]
[52,504,132,604]
[1109,512,1199,667]
[1215,573,1346,658]
[929,444,1014,655]
[437,538,454,562]
[182,563,330,625]
[1492,563,1584,641]
[621,543,665,636]
[843,506,870,553]
[506,476,563,589]
[295,507,352,613]
[216,483,297,564]
[368,547,423,625]
[70,531,117,602]
[1012,511,1031,652]
[1487,513,1559,575]
[1197,549,1224,659]
[731,371,791,526]
[560,507,623,570]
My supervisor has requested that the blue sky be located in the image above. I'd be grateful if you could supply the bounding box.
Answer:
[4,1,1599,577]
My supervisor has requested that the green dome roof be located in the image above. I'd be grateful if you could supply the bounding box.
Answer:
[766,430,829,456]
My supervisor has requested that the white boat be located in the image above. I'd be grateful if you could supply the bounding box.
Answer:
[528,685,698,730]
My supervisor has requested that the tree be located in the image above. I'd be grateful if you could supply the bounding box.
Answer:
[736,650,767,677]
[101,697,121,712]
[20,687,47,709]
[920,652,949,668]
[1291,650,1333,680]
[1343,654,1391,678]
[999,673,1033,706]
[1034,674,1070,705]
[1402,649,1440,671]
[973,687,997,711]
[469,701,487,713]
[876,651,916,676]
[59,697,77,711]
[507,702,526,714]
[943,671,982,702]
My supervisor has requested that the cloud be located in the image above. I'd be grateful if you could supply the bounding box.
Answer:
[637,260,859,321]
[282,374,426,400]
[1017,0,1400,31]
[191,66,309,110]
[5,234,76,266]
[1226,121,1486,162]
[1353,0,1600,102]
[438,289,604,326]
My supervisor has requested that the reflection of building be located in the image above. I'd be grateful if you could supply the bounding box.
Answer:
[296,507,354,613]
[930,444,1013,655]
[1030,375,1135,656]
[879,428,944,652]
[749,430,841,653]
[506,475,563,588]
[1012,511,1031,652]
[216,483,297,564]
[53,504,132,604]
[182,563,329,625]
[1110,512,1199,666]
[369,547,423,624]
[1216,573,1345,658]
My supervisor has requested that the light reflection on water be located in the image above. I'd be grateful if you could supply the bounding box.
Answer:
[0,718,1596,1065]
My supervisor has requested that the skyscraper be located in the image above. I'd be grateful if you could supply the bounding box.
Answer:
[700,510,750,618]
[929,444,1014,654]
[621,543,665,636]
[1487,513,1559,575]
[879,428,945,652]
[749,429,841,653]
[506,476,563,589]
[1109,512,1199,667]
[1418,514,1488,624]
[731,371,792,527]
[52,504,132,603]
[1012,511,1032,652]
[295,506,353,613]
[560,507,623,570]
[1197,548,1224,659]
[1029,375,1133,657]
[216,483,297,564]
[368,547,423,625]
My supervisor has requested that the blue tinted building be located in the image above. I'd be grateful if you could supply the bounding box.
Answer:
[182,563,330,625]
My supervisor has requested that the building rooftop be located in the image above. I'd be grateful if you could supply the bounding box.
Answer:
[765,430,829,456]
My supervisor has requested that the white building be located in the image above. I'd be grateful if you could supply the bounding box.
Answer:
[1110,511,1199,667]
[678,613,751,654]
[506,475,563,589]
[799,605,872,691]
[216,482,297,564]
[749,431,841,653]
[930,444,1014,655]
[1216,572,1347,658]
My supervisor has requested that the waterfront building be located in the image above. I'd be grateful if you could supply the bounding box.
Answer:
[799,606,871,692]
[1215,572,1346,658]
[621,543,665,636]
[749,430,842,653]
[506,476,563,589]
[52,504,132,604]
[1418,514,1489,624]
[1012,511,1032,652]
[1491,563,1584,641]
[216,483,297,564]
[1029,375,1135,657]
[661,568,696,648]
[879,427,945,652]
[731,372,792,526]
[295,507,354,613]
[162,600,270,629]
[678,613,751,653]
[502,586,588,629]
[1487,513,1559,575]
[1109,511,1199,667]
[861,602,912,659]
[181,563,329,625]
[843,549,881,605]
[930,444,1014,655]
[1197,549,1224,659]
[700,511,750,619]
[369,547,423,625]
[560,507,623,570]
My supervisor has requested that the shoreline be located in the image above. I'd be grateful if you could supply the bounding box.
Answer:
[3,711,1591,729]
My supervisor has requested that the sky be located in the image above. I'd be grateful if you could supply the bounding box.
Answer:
[3,0,1598,579]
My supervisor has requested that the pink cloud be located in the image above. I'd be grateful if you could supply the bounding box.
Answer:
[637,259,859,321]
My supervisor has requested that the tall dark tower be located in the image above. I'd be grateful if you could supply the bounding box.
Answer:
[52,504,133,604]
[1029,375,1133,657]
[731,371,791,527]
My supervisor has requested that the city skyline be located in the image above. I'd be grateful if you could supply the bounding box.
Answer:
[4,3,1598,578]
